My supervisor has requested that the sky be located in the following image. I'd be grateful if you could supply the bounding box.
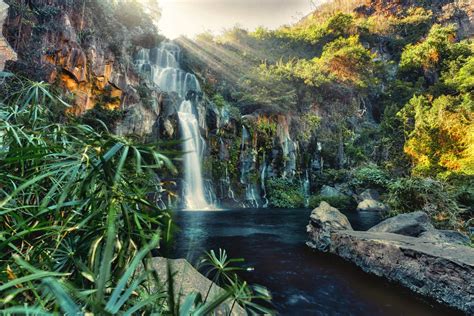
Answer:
[157,0,320,39]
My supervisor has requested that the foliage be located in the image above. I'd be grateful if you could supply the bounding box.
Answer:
[212,93,227,108]
[79,102,124,131]
[399,24,460,81]
[351,164,390,190]
[0,74,176,310]
[266,178,304,208]
[0,74,269,313]
[200,249,273,315]
[308,194,354,210]
[386,178,468,230]
[398,31,473,177]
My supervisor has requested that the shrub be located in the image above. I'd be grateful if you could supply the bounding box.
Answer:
[309,194,354,210]
[386,177,466,229]
[351,164,390,190]
[314,169,349,188]
[266,178,304,208]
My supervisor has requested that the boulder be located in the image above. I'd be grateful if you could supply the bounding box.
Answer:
[147,257,246,316]
[420,229,470,246]
[357,199,389,212]
[307,209,474,313]
[358,189,380,201]
[306,202,353,251]
[328,230,474,314]
[320,185,342,197]
[368,211,434,237]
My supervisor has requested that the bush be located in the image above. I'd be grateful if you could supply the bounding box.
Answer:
[314,168,349,188]
[266,178,304,208]
[309,194,354,210]
[387,177,466,230]
[351,164,390,190]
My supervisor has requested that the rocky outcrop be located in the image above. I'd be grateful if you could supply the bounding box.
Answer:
[3,0,152,114]
[330,230,474,314]
[148,257,246,316]
[306,202,353,251]
[307,209,474,313]
[0,0,16,70]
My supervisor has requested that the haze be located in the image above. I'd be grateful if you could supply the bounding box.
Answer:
[158,0,321,39]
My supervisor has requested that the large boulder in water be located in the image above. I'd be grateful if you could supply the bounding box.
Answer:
[328,230,474,314]
[306,202,353,251]
[307,209,474,313]
[368,211,434,237]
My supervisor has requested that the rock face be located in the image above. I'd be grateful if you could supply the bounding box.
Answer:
[307,210,474,313]
[148,257,246,316]
[306,202,353,251]
[0,0,16,70]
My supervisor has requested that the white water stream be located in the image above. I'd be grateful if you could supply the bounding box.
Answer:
[136,42,212,210]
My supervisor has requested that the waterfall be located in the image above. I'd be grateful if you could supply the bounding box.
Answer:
[135,42,212,210]
[260,154,269,208]
[178,100,211,209]
[303,170,310,208]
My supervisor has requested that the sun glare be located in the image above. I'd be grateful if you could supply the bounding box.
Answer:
[157,0,315,39]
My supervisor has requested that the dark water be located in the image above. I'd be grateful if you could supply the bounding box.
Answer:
[169,208,463,316]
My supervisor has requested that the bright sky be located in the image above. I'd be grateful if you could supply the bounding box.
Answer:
[158,0,319,39]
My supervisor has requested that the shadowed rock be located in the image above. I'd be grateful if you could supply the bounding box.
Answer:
[368,211,434,236]
[307,202,353,251]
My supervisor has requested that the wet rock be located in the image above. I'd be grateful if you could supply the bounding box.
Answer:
[357,199,389,212]
[306,202,353,251]
[368,211,434,237]
[148,257,246,316]
[329,230,474,314]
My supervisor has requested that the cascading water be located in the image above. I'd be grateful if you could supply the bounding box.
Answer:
[135,42,212,210]
[302,170,310,208]
[260,154,269,208]
[178,100,212,209]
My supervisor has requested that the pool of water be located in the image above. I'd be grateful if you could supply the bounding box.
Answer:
[167,208,462,315]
